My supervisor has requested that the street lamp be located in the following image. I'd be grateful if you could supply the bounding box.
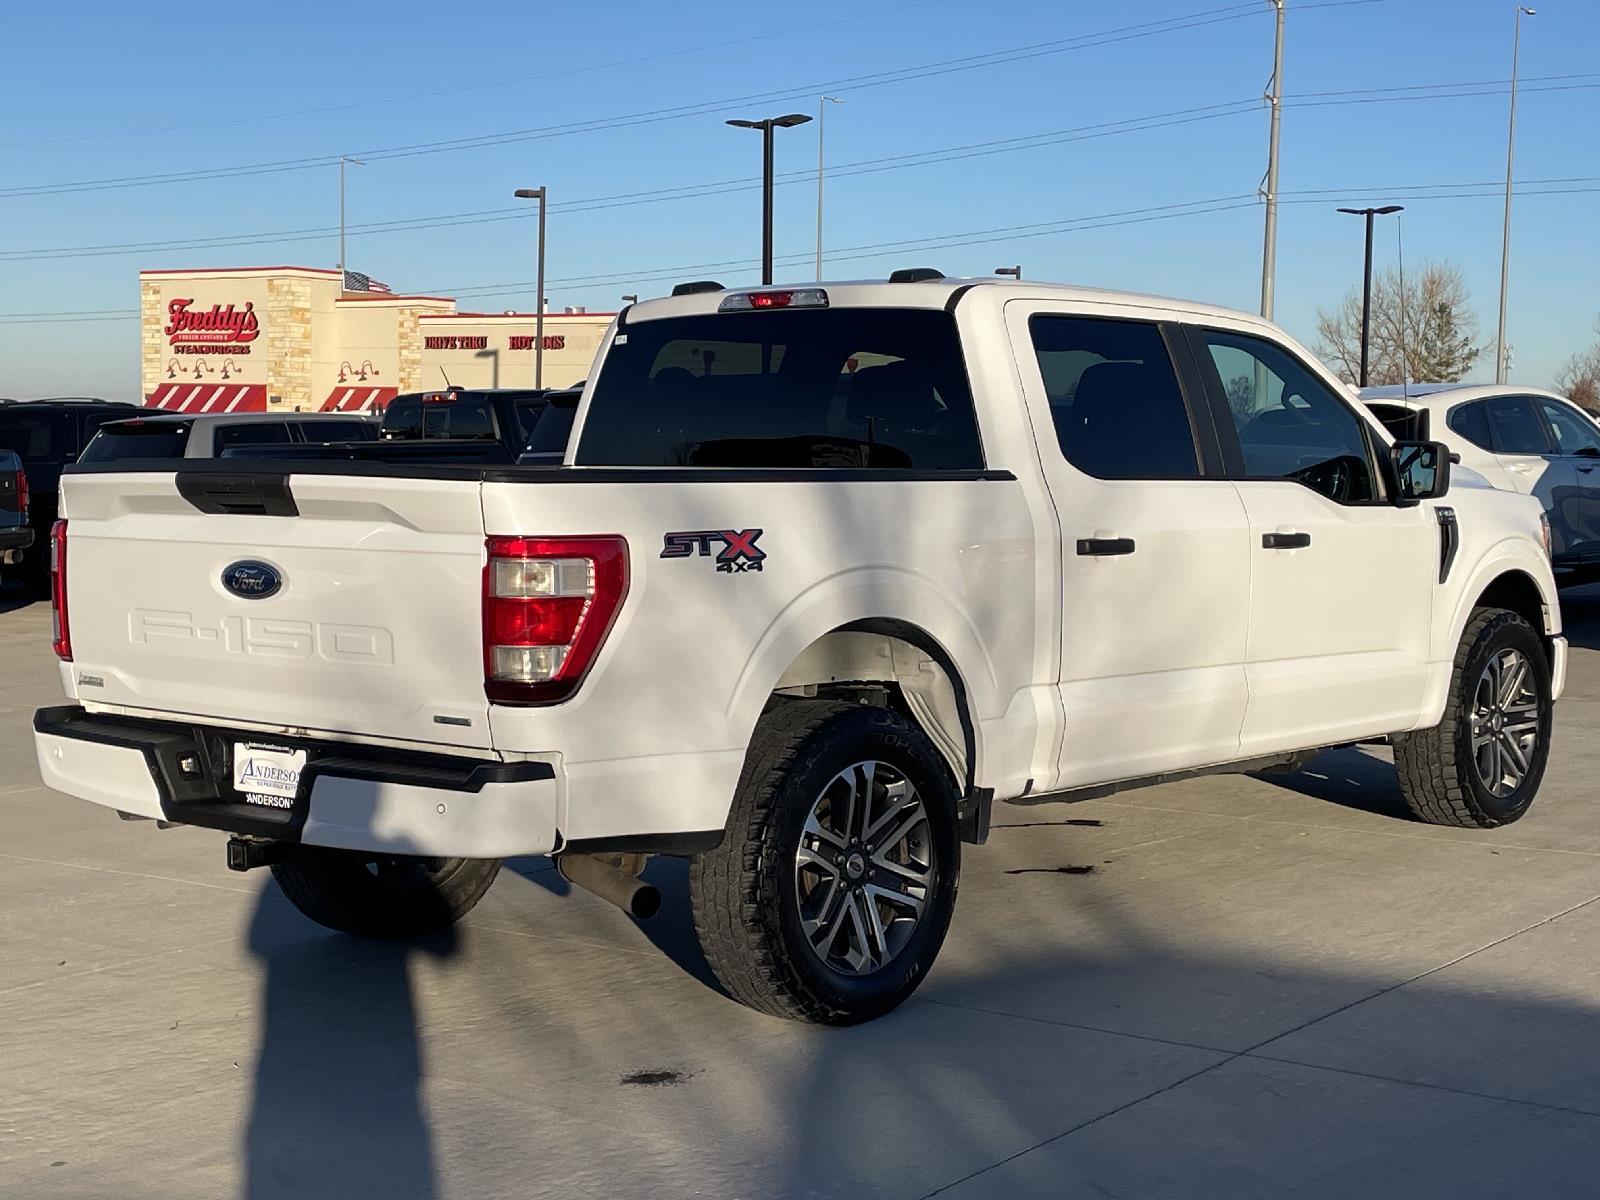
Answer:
[726,113,813,285]
[338,155,365,277]
[1337,205,1404,388]
[1496,5,1537,383]
[622,294,638,306]
[513,187,548,389]
[814,96,843,279]
[995,265,1022,280]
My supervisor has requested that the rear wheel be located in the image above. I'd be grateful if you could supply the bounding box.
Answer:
[1395,607,1552,828]
[691,700,961,1025]
[271,847,502,938]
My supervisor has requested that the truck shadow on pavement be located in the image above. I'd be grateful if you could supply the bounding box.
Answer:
[243,891,455,1200]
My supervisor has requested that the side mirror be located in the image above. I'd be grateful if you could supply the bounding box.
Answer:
[1391,439,1451,505]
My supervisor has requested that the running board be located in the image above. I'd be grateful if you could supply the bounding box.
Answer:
[1004,749,1325,807]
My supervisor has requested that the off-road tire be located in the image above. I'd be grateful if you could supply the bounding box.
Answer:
[690,699,961,1025]
[1394,606,1552,828]
[271,847,502,938]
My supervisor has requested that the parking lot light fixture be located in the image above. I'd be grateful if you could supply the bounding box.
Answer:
[1337,205,1405,387]
[513,188,548,388]
[726,114,814,285]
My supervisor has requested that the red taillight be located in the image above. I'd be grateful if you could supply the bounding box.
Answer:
[482,535,628,705]
[15,468,28,518]
[50,519,70,661]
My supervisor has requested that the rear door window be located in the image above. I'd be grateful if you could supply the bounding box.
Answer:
[1028,315,1200,479]
[0,410,70,463]
[79,422,193,462]
[212,423,292,453]
[294,419,376,442]
[1483,396,1550,454]
[576,308,983,469]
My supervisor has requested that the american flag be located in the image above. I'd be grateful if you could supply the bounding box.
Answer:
[342,270,392,294]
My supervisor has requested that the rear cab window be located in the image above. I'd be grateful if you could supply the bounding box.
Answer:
[212,423,291,453]
[575,308,984,469]
[382,392,499,441]
[79,421,193,463]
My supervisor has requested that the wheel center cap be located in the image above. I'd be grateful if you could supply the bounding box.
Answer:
[844,852,867,881]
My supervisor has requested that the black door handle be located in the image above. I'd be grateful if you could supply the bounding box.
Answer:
[1262,532,1311,550]
[1076,537,1136,557]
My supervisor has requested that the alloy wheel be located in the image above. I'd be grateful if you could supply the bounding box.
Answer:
[793,760,934,976]
[1470,647,1541,798]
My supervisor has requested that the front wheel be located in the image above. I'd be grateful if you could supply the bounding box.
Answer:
[271,847,502,938]
[1394,607,1553,828]
[691,700,961,1025]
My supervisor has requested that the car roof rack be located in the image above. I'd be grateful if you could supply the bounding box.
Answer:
[887,267,945,283]
[671,280,725,297]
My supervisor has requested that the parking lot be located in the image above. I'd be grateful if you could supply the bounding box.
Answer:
[2,582,1598,1199]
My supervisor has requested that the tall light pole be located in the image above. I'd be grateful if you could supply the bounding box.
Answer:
[726,113,812,285]
[1337,205,1404,387]
[995,265,1022,280]
[1259,0,1285,319]
[814,96,843,280]
[338,155,365,279]
[513,187,548,389]
[1496,5,1536,383]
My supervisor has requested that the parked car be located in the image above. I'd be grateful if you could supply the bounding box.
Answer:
[80,411,378,463]
[380,387,554,460]
[1363,384,1600,583]
[35,275,1562,1025]
[0,448,31,582]
[0,398,136,591]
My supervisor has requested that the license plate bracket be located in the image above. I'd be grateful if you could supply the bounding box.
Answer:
[231,742,307,810]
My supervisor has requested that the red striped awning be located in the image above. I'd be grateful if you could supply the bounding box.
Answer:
[321,386,398,412]
[145,383,267,413]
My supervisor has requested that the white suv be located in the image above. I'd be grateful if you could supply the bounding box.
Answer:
[1363,384,1600,579]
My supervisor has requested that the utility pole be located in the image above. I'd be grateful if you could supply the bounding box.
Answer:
[815,96,843,279]
[513,188,549,388]
[1496,6,1537,384]
[338,155,364,279]
[1259,0,1285,319]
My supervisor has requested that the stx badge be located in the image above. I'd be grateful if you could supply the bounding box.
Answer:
[661,529,766,573]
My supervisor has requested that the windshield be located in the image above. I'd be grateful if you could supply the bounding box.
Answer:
[575,308,983,469]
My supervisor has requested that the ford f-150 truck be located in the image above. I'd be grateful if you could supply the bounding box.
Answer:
[33,276,1565,1025]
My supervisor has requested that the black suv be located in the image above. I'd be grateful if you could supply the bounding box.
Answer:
[0,398,138,590]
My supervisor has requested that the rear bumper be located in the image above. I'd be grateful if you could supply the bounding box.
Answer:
[0,526,33,562]
[32,705,558,859]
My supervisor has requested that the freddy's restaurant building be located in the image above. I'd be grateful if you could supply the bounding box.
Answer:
[141,266,614,413]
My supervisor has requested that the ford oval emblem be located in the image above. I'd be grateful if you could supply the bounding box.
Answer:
[221,560,282,600]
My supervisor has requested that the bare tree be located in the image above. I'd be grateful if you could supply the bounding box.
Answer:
[1315,261,1484,386]
[1556,315,1600,413]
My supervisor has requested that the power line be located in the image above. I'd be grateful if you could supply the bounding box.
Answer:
[0,0,957,151]
[0,101,1264,262]
[0,3,1299,200]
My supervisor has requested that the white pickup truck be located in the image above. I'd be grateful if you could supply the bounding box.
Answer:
[34,275,1565,1024]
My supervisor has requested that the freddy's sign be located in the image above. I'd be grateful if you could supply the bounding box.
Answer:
[165,299,260,355]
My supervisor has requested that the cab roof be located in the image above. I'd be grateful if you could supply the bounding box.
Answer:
[625,276,1276,331]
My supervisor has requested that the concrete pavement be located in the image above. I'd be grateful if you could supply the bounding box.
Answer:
[3,582,1599,1199]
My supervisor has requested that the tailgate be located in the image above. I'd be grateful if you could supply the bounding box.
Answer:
[60,470,493,750]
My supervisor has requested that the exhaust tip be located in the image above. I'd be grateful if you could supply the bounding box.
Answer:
[629,885,662,920]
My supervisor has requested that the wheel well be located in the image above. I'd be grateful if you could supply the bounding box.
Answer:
[768,619,976,796]
[1476,570,1553,662]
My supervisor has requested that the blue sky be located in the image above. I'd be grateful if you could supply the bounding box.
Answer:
[2,0,1596,401]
